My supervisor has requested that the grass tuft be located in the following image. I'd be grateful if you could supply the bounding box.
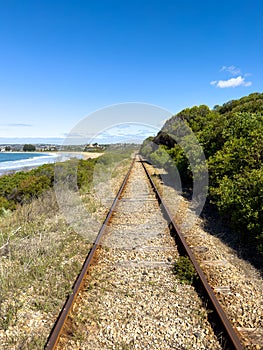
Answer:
[173,256,198,285]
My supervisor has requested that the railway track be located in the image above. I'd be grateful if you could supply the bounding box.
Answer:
[45,155,245,349]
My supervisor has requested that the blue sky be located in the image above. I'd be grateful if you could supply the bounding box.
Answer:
[0,0,262,143]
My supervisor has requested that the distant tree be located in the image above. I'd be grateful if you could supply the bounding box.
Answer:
[5,146,11,151]
[23,144,36,152]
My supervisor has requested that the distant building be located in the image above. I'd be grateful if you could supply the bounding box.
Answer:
[84,143,104,152]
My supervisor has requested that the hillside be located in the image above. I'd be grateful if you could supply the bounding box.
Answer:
[140,92,263,256]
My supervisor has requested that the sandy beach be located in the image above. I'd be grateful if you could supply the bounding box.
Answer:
[64,151,104,160]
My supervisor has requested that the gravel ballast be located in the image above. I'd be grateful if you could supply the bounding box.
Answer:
[145,163,263,350]
[57,158,222,349]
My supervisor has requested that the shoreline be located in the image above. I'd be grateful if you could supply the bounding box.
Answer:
[0,151,103,177]
[0,151,103,158]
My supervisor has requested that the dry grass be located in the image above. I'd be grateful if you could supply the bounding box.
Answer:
[0,189,93,347]
[0,157,132,348]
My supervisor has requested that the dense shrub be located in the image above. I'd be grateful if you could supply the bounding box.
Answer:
[0,196,13,212]
[141,92,263,255]
[0,158,97,212]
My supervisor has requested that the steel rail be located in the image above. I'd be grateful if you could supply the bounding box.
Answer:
[45,156,136,350]
[140,157,244,350]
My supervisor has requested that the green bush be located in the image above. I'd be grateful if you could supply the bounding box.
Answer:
[142,92,263,255]
[210,169,263,251]
[0,196,13,213]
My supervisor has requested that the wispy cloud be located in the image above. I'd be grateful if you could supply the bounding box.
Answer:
[0,137,64,144]
[0,123,33,127]
[211,66,252,88]
[220,65,241,76]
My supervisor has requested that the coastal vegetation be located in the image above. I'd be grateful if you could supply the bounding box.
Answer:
[0,144,138,213]
[0,159,96,212]
[140,92,263,256]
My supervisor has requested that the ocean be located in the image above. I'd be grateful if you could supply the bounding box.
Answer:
[0,152,83,176]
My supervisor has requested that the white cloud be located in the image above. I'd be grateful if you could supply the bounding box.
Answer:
[211,65,252,88]
[210,76,252,88]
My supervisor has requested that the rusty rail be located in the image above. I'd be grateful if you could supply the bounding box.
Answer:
[45,156,136,350]
[46,155,244,350]
[139,157,244,350]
